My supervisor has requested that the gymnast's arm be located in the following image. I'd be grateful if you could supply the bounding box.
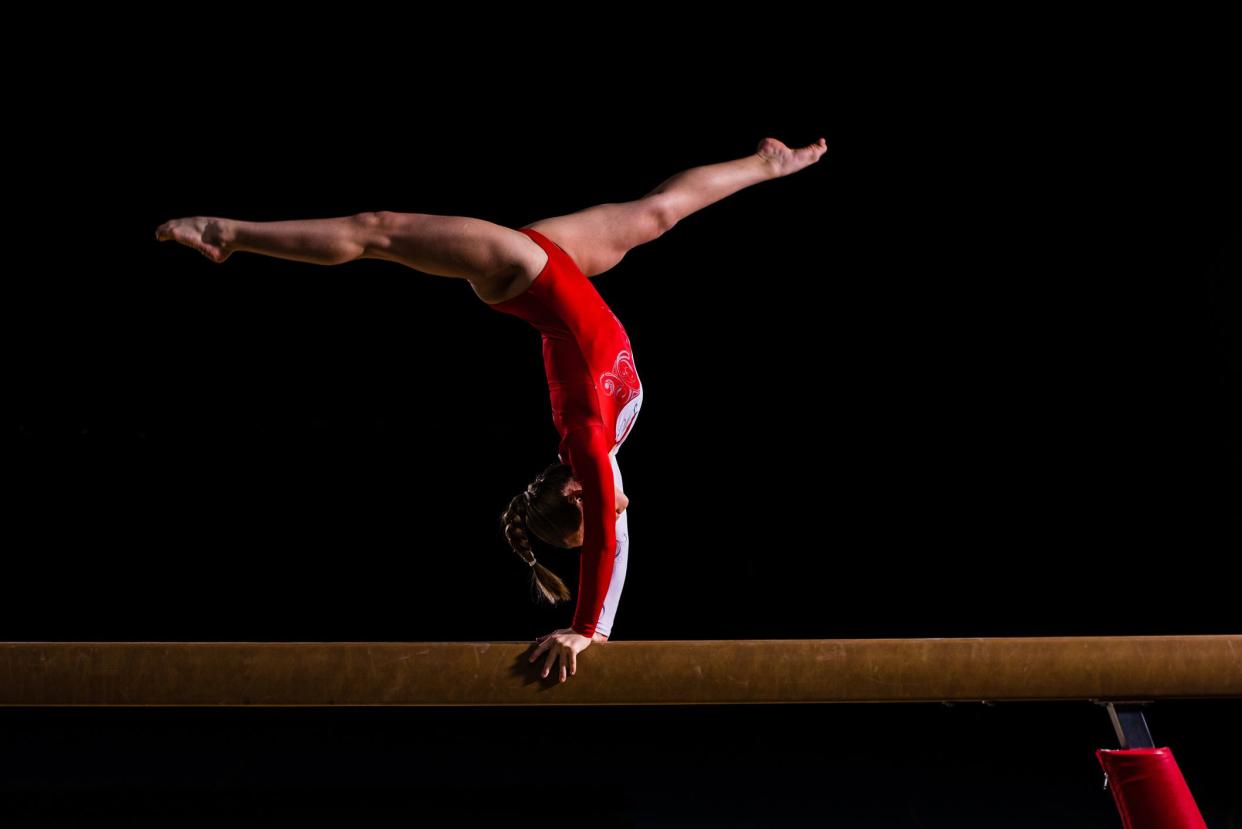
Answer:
[564,423,618,640]
[593,499,630,639]
[592,447,631,639]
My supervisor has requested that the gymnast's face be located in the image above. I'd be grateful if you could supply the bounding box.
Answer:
[559,478,629,549]
[561,480,586,549]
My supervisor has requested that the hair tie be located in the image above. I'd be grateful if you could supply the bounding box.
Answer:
[528,557,537,568]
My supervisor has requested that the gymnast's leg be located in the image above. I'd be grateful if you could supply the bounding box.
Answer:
[154,211,544,284]
[522,136,828,278]
[642,136,828,220]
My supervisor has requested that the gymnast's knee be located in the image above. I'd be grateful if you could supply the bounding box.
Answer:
[648,193,680,236]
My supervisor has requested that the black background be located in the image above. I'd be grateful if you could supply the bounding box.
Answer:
[4,26,1239,827]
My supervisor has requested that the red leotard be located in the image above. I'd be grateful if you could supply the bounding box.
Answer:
[486,226,644,638]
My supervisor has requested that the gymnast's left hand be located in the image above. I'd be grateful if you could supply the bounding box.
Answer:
[529,628,596,682]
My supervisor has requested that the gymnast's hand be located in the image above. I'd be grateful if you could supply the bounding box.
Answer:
[529,628,606,682]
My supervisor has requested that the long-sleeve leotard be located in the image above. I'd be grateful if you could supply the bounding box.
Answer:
[562,424,631,637]
[485,226,643,638]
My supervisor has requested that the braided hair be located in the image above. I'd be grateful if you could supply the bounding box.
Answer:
[500,460,578,605]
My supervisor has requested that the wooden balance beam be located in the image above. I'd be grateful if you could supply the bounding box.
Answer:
[2,635,1239,707]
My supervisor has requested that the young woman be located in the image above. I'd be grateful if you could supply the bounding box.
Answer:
[155,136,828,683]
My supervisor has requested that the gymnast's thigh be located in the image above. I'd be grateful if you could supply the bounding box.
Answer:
[521,198,667,279]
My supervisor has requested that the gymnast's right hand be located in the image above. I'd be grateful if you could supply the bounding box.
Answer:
[529,628,596,683]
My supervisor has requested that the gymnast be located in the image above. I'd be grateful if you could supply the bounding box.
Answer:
[155,136,828,684]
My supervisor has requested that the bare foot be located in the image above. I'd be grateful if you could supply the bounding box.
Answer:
[756,136,828,177]
[154,216,234,263]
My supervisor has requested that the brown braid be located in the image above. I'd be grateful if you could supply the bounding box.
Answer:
[500,461,577,605]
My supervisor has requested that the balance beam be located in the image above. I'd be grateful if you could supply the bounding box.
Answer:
[2,636,1239,707]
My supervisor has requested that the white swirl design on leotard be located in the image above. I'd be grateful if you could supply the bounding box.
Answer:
[615,386,642,446]
[600,349,639,401]
[600,348,642,445]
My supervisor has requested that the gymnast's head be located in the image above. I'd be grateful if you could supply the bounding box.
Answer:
[500,460,582,605]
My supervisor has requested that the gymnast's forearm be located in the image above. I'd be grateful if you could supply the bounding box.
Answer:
[593,509,630,639]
